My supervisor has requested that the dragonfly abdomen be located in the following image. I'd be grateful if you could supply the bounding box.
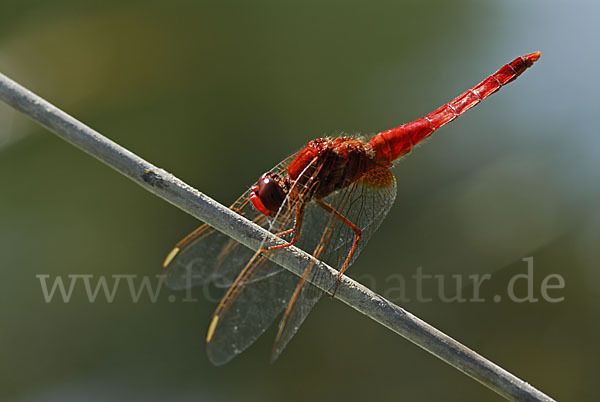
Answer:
[367,52,541,164]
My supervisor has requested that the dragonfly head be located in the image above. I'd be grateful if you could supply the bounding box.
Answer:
[250,172,289,217]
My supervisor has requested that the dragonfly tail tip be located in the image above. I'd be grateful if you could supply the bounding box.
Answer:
[524,51,542,65]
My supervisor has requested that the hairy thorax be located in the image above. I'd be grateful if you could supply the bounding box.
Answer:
[286,137,378,200]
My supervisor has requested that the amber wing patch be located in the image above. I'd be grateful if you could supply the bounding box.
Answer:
[361,166,395,188]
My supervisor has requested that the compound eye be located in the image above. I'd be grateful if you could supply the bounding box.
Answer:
[256,174,285,213]
[250,173,288,216]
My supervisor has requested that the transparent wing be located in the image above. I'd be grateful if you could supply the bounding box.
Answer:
[167,154,396,365]
[163,152,309,366]
[205,163,396,364]
[271,166,397,361]
[205,252,300,365]
[203,159,322,365]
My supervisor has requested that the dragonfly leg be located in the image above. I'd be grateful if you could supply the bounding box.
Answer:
[273,227,295,238]
[268,204,306,250]
[315,199,362,297]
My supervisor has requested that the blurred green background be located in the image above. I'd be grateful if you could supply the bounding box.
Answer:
[1,1,598,401]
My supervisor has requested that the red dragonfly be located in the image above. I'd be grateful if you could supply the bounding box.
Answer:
[163,52,541,365]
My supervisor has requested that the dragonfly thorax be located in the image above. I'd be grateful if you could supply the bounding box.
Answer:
[292,137,377,198]
[250,137,376,217]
